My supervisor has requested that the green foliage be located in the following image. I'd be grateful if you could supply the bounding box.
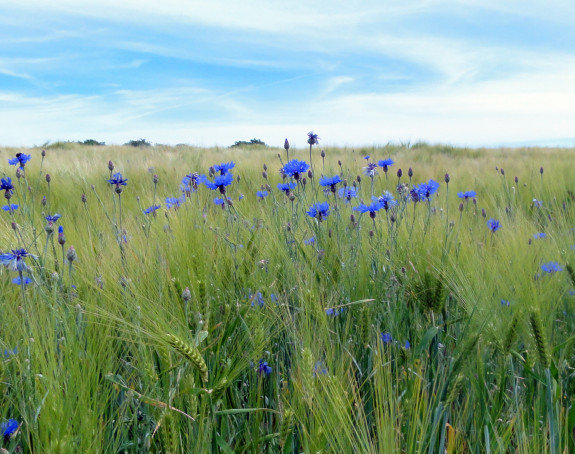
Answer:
[79,139,105,146]
[0,143,573,452]
[230,138,267,148]
[124,138,152,147]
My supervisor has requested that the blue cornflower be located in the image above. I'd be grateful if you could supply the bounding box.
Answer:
[107,172,128,186]
[257,359,272,376]
[2,204,18,211]
[325,308,341,316]
[12,276,32,286]
[270,293,278,302]
[8,153,31,169]
[319,175,342,193]
[0,248,37,271]
[338,186,357,202]
[213,162,235,175]
[458,190,476,200]
[313,360,328,376]
[381,332,392,344]
[501,299,511,307]
[249,292,265,307]
[364,155,370,160]
[277,182,297,193]
[404,340,411,349]
[533,232,547,239]
[532,198,543,208]
[256,190,268,199]
[304,236,316,245]
[165,195,185,209]
[353,202,382,219]
[363,162,378,178]
[373,191,398,210]
[1,177,14,193]
[378,158,394,170]
[282,159,309,180]
[307,202,330,221]
[180,174,197,194]
[1,418,18,438]
[4,348,17,358]
[213,197,226,206]
[239,194,244,201]
[203,173,234,194]
[307,131,319,145]
[541,261,563,274]
[411,180,440,202]
[143,205,161,215]
[45,213,62,223]
[487,218,501,233]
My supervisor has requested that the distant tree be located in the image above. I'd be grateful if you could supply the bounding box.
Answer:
[230,138,267,148]
[80,139,105,146]
[124,138,152,147]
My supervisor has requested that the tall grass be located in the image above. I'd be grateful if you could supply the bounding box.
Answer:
[0,142,573,452]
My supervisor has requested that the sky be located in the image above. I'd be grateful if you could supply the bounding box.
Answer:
[1,0,575,148]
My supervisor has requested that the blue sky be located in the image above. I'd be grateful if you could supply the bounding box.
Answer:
[1,0,575,148]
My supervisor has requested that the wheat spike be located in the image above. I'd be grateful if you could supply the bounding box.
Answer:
[165,333,209,383]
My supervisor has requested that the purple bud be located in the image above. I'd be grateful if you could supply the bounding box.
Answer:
[444,173,450,184]
[284,139,290,150]
[108,160,114,171]
[308,170,313,179]
[41,196,47,206]
[514,176,518,184]
[81,193,87,204]
[41,149,46,157]
[459,202,464,212]
[153,174,159,184]
[482,208,486,218]
[397,168,402,178]
[45,174,51,183]
[408,168,413,178]
[182,287,191,302]
[263,163,267,171]
[500,168,505,175]
[321,149,325,158]
[540,167,544,175]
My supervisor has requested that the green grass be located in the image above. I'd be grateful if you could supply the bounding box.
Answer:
[0,143,574,453]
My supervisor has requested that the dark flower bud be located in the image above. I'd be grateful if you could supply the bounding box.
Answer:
[390,214,396,223]
[108,160,114,171]
[289,193,295,202]
[11,221,17,231]
[41,149,46,157]
[236,175,241,182]
[262,171,268,179]
[41,196,47,206]
[153,174,159,184]
[505,206,510,214]
[302,177,307,186]
[350,214,355,224]
[514,176,518,184]
[115,186,123,194]
[182,287,191,302]
[500,168,505,175]
[343,179,348,187]
[528,238,532,245]
[482,208,486,218]
[81,193,87,204]
[401,266,406,274]
[540,167,544,175]
[15,168,22,179]
[263,163,267,171]
[286,222,291,232]
[308,169,313,179]
[209,166,215,176]
[357,175,361,183]
[397,168,402,178]
[265,184,271,191]
[352,181,357,188]
[370,211,376,219]
[408,168,413,178]
[338,160,342,167]
[369,230,374,237]
[459,202,464,212]
[45,174,51,183]
[444,173,450,184]
[328,229,332,238]
[473,198,477,205]
[321,149,325,158]
[284,138,290,150]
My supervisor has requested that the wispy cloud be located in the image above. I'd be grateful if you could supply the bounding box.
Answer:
[0,1,574,147]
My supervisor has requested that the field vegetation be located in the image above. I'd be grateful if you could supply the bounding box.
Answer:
[0,139,574,453]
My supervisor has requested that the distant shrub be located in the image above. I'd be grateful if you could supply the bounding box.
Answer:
[80,139,105,146]
[124,138,152,147]
[230,138,267,148]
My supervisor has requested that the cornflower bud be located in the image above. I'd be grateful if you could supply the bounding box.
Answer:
[444,173,450,184]
[284,138,290,150]
[397,168,402,178]
[58,226,66,245]
[81,193,87,203]
[182,287,192,302]
[45,174,51,183]
[153,174,159,184]
[41,149,46,157]
[321,149,325,158]
[66,246,77,263]
[108,160,114,172]
[408,168,413,178]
